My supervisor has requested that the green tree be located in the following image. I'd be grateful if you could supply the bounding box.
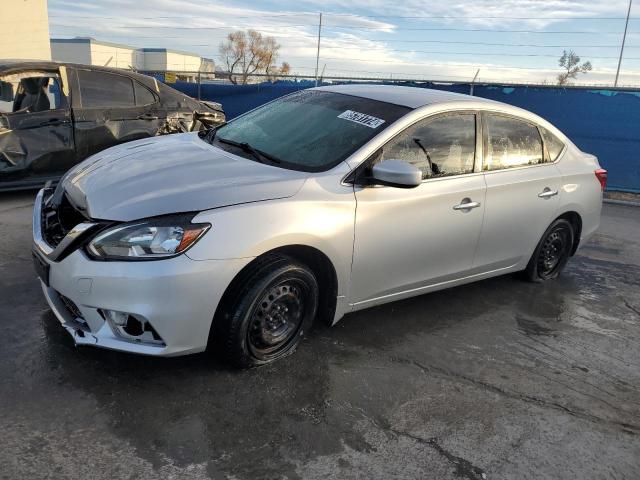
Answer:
[557,50,592,85]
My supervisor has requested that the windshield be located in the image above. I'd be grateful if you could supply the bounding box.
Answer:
[209,90,410,172]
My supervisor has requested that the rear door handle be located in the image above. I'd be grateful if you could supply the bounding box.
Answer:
[538,188,558,198]
[38,119,69,127]
[138,114,159,120]
[453,199,481,211]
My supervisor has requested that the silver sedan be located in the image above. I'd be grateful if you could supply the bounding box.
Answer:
[32,84,605,367]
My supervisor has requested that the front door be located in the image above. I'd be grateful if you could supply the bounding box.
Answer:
[350,112,486,306]
[0,69,75,187]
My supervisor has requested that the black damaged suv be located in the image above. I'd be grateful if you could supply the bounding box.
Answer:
[0,61,225,191]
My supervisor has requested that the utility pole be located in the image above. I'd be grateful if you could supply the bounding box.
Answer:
[615,0,633,87]
[314,12,322,87]
[470,69,480,96]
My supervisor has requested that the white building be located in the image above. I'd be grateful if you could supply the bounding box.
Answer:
[0,0,51,61]
[50,38,214,82]
[50,38,143,69]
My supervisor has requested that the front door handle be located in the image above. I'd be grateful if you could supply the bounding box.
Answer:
[453,199,481,211]
[138,114,159,120]
[538,188,558,199]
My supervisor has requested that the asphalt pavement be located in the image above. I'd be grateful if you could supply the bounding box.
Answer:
[1,191,639,480]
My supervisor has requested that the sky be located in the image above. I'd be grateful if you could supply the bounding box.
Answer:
[48,0,640,86]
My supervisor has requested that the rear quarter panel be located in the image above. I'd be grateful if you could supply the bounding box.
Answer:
[555,143,603,246]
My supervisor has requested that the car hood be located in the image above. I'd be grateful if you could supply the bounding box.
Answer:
[60,133,308,221]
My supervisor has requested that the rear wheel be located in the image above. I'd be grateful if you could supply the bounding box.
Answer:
[524,219,574,282]
[214,254,319,368]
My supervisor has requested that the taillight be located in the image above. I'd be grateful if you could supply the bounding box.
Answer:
[595,169,607,191]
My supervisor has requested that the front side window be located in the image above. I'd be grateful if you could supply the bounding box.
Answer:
[78,70,135,108]
[484,114,544,170]
[540,127,565,162]
[211,90,410,172]
[379,114,476,179]
[0,71,67,114]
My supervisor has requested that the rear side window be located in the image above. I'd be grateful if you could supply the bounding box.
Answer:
[540,127,565,162]
[381,114,476,179]
[78,70,135,108]
[134,82,157,106]
[484,115,544,170]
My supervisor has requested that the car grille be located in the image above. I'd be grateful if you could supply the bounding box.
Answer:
[41,193,88,249]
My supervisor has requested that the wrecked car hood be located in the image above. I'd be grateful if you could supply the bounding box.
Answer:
[60,133,308,221]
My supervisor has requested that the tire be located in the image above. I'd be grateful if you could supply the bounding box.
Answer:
[213,254,319,368]
[524,219,574,283]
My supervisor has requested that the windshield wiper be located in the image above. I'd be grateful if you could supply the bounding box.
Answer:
[201,123,226,144]
[218,138,281,164]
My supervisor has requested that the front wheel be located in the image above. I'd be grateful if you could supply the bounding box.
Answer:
[214,254,319,368]
[524,219,574,282]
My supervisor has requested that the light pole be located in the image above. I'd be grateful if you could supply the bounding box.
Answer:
[614,0,633,87]
[314,13,322,87]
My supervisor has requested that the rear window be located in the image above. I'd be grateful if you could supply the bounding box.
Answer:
[484,114,544,170]
[78,70,135,108]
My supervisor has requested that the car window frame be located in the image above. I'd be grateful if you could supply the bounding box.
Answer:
[348,110,484,186]
[0,68,70,115]
[133,80,159,107]
[539,126,567,163]
[480,111,561,174]
[76,69,138,110]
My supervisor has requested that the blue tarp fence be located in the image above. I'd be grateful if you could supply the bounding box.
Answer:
[172,80,640,193]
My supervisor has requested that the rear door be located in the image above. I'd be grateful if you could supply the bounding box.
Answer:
[0,69,75,186]
[73,69,163,160]
[473,112,561,271]
[350,112,487,306]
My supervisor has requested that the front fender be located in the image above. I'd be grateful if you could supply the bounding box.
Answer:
[187,174,356,300]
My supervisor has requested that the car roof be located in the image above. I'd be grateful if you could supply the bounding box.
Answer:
[0,60,158,88]
[314,84,502,109]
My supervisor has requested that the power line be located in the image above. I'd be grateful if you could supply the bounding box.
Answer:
[47,13,639,21]
[49,22,633,34]
[50,31,640,49]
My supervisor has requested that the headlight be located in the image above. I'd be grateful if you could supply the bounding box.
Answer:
[87,215,210,260]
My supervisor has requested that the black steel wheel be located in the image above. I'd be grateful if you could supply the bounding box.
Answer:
[213,254,318,368]
[247,278,309,359]
[524,219,574,282]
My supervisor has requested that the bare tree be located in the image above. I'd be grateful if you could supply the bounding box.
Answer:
[557,50,592,85]
[219,30,289,84]
[266,62,291,82]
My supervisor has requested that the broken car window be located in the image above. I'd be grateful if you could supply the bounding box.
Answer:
[0,71,67,114]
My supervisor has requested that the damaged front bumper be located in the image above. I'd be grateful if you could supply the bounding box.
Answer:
[32,189,251,356]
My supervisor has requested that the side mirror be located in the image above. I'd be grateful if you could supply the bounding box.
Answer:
[370,159,422,188]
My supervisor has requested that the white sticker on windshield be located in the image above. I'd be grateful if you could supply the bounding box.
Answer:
[337,110,385,129]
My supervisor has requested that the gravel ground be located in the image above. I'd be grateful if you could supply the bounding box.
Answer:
[1,191,639,480]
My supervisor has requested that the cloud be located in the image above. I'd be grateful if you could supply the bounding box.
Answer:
[47,0,638,85]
